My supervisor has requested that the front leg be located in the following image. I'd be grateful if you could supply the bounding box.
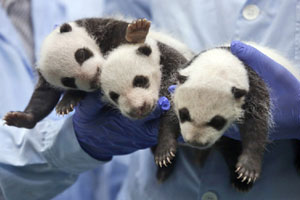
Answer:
[4,76,62,128]
[236,116,268,184]
[217,137,253,191]
[154,111,180,168]
[125,19,151,43]
[56,90,86,115]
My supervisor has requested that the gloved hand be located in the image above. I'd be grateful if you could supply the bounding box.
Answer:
[73,92,163,161]
[226,40,300,140]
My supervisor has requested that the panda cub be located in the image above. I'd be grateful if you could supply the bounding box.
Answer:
[3,18,151,128]
[173,44,298,190]
[100,34,191,181]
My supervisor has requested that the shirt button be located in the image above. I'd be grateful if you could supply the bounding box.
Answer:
[242,4,260,20]
[201,191,218,200]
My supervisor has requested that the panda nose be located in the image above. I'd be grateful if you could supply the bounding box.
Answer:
[129,102,152,119]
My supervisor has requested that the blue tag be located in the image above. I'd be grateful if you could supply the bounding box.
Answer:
[53,24,59,30]
[158,96,170,111]
[168,85,177,94]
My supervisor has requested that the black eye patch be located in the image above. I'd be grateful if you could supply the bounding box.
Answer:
[60,23,72,33]
[132,75,150,89]
[61,77,77,88]
[177,74,188,84]
[75,48,94,65]
[207,115,227,131]
[179,107,191,123]
[109,91,120,104]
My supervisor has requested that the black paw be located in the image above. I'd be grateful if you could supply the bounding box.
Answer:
[3,111,36,128]
[235,155,261,184]
[232,171,254,192]
[55,96,81,115]
[154,140,177,168]
[126,19,151,43]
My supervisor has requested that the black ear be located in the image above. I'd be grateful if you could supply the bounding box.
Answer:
[60,23,72,33]
[177,74,188,84]
[137,45,152,56]
[231,87,247,99]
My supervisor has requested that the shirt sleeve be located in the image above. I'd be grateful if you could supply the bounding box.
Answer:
[0,117,104,200]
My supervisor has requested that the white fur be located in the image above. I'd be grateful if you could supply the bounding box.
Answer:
[37,22,104,91]
[101,38,161,119]
[174,43,300,147]
[174,48,249,147]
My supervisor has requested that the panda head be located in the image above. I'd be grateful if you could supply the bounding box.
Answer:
[37,22,104,91]
[174,49,249,149]
[101,41,161,119]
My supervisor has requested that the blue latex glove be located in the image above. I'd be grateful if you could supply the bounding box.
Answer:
[73,92,163,161]
[226,41,300,140]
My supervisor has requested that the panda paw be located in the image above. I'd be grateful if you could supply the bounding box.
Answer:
[154,140,177,168]
[235,155,261,184]
[3,111,36,128]
[55,100,76,115]
[125,18,151,43]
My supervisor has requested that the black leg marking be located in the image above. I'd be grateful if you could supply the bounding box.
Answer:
[217,137,254,192]
[154,111,180,168]
[3,75,62,128]
[56,90,86,115]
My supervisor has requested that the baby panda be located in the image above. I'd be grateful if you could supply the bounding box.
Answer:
[173,44,298,191]
[3,18,152,128]
[100,36,191,182]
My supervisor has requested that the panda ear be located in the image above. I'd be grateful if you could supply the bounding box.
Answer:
[60,23,72,33]
[137,45,152,56]
[231,87,247,99]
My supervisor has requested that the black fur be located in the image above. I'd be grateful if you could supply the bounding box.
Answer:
[152,42,188,181]
[137,45,152,56]
[61,77,77,89]
[76,18,130,55]
[178,107,191,123]
[74,48,94,65]
[232,87,247,99]
[4,76,62,128]
[4,18,138,128]
[60,23,72,33]
[132,75,150,89]
[109,91,120,104]
[207,115,227,131]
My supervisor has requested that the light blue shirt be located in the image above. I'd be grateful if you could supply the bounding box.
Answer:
[1,0,300,200]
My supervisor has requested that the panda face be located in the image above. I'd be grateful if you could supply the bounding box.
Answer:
[37,22,104,91]
[174,48,249,148]
[101,42,161,119]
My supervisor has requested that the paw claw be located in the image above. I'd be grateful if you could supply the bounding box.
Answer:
[237,173,243,179]
[163,160,167,167]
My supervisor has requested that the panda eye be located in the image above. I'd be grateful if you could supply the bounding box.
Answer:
[133,75,150,89]
[109,91,120,104]
[207,115,227,131]
[178,107,191,123]
[177,74,188,84]
[75,48,93,65]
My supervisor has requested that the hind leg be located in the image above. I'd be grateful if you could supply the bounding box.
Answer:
[217,137,254,192]
[56,90,86,115]
[3,75,62,128]
[4,111,35,128]
[125,19,151,43]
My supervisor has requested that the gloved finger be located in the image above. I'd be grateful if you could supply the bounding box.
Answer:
[75,91,105,117]
[231,41,288,78]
